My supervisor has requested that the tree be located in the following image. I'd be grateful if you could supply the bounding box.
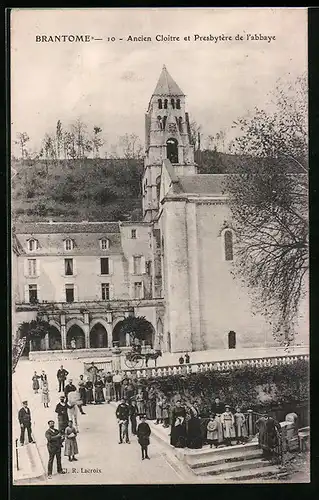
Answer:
[117,316,153,343]
[118,133,143,160]
[14,132,30,160]
[56,120,63,159]
[189,120,202,151]
[92,126,104,158]
[227,73,308,345]
[18,319,51,353]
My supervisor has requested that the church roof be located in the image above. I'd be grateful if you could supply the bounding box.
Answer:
[14,221,120,234]
[153,65,185,96]
[175,174,228,195]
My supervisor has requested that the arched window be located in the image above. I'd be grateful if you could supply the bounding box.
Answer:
[158,99,162,109]
[176,99,181,109]
[64,238,74,251]
[171,98,175,109]
[166,138,179,163]
[157,115,162,130]
[228,331,236,349]
[162,116,167,130]
[164,99,168,109]
[224,230,233,261]
[28,238,39,252]
[178,117,183,133]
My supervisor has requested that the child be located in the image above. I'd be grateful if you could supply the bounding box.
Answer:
[42,379,50,408]
[137,414,151,460]
[234,407,248,444]
[221,405,235,446]
[64,420,79,462]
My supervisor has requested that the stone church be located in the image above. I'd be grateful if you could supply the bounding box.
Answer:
[12,66,308,354]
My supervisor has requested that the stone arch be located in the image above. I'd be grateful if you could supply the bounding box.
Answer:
[112,318,155,348]
[66,319,85,349]
[48,324,62,350]
[90,321,108,348]
[166,137,178,164]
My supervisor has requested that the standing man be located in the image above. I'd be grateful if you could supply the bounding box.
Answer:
[18,400,35,445]
[87,362,100,385]
[137,414,151,460]
[128,398,138,435]
[78,375,87,406]
[185,352,190,364]
[57,365,69,393]
[113,370,123,402]
[55,395,69,435]
[115,399,130,444]
[64,379,76,400]
[45,420,66,479]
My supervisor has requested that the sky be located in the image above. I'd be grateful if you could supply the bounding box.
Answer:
[11,8,307,157]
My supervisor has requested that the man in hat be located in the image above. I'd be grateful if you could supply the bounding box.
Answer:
[115,399,130,444]
[55,395,69,435]
[64,379,76,399]
[137,414,151,460]
[45,420,66,478]
[221,405,235,446]
[56,365,69,392]
[18,400,35,445]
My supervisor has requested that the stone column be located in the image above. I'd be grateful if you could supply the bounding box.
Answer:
[83,312,90,349]
[106,313,113,348]
[44,333,49,351]
[60,313,66,350]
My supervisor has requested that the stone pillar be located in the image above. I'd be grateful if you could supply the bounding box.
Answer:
[83,312,90,349]
[44,333,49,351]
[186,202,201,351]
[60,313,66,350]
[107,313,113,348]
[247,410,253,437]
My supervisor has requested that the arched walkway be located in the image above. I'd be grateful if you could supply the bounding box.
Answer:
[48,325,62,350]
[112,319,155,348]
[90,323,108,348]
[67,325,85,349]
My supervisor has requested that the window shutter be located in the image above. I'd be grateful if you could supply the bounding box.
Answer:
[73,258,77,276]
[36,259,40,277]
[97,258,101,275]
[109,258,113,275]
[24,284,29,303]
[109,284,114,300]
[141,256,146,274]
[24,259,28,277]
[74,285,78,302]
[129,257,134,274]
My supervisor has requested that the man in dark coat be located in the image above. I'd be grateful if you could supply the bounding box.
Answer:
[137,415,151,460]
[55,396,69,435]
[45,420,66,478]
[128,398,138,435]
[64,379,76,399]
[57,365,69,392]
[211,397,225,416]
[185,353,190,364]
[170,400,187,448]
[116,399,130,444]
[18,400,35,445]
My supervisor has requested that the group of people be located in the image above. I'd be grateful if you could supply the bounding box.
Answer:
[32,370,50,408]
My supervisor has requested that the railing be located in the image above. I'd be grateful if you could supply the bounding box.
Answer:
[120,353,309,379]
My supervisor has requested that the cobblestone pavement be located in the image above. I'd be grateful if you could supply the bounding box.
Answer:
[13,359,195,485]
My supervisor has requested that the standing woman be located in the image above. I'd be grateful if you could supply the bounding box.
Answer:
[186,402,203,449]
[64,420,79,462]
[32,371,40,394]
[170,400,187,448]
[94,375,105,404]
[42,376,50,408]
[146,385,156,421]
[155,392,163,424]
[234,407,248,444]
[85,377,94,404]
[221,405,235,446]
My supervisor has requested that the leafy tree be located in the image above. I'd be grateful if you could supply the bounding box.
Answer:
[227,73,308,344]
[117,316,153,343]
[56,120,63,159]
[18,319,51,341]
[14,132,30,160]
[92,126,104,158]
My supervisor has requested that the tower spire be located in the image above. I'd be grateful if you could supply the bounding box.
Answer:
[152,65,184,96]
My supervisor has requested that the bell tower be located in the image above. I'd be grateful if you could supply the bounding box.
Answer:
[142,65,197,222]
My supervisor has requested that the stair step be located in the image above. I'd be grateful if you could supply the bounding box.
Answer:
[223,465,281,481]
[194,458,268,476]
[188,449,262,469]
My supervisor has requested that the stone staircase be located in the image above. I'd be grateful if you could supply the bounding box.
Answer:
[149,422,286,482]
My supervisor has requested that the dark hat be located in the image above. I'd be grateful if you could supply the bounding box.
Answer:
[59,395,65,399]
[22,400,28,404]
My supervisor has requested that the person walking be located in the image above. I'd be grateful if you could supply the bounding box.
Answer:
[32,371,40,394]
[57,365,69,393]
[18,400,35,445]
[137,415,151,460]
[221,405,235,446]
[45,420,66,479]
[42,378,50,408]
[234,407,248,445]
[64,420,79,462]
[78,375,87,406]
[85,377,94,404]
[113,371,122,402]
[55,395,69,436]
[116,399,130,444]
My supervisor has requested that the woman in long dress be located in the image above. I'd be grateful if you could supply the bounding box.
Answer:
[41,378,50,408]
[220,405,235,446]
[94,375,105,404]
[186,403,203,449]
[170,401,187,448]
[234,407,248,444]
[32,372,40,394]
[85,377,94,404]
[64,420,79,462]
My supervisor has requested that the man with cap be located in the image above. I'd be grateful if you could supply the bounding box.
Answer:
[64,379,76,399]
[55,395,69,435]
[18,400,35,445]
[45,420,66,478]
[137,414,151,460]
[115,399,130,444]
[221,405,235,446]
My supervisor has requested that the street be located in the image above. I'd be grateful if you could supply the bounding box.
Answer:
[13,359,190,484]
